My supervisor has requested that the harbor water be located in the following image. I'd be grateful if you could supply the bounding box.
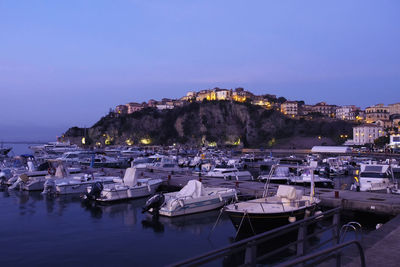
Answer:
[0,191,236,266]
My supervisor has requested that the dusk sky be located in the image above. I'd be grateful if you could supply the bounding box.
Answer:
[1,0,399,141]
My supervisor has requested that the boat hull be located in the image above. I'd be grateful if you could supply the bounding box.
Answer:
[97,180,163,202]
[158,195,234,217]
[225,205,317,236]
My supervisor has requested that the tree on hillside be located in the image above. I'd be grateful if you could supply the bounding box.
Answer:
[374,136,389,148]
[277,97,287,103]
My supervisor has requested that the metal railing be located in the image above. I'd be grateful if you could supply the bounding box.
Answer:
[275,240,365,267]
[168,207,351,267]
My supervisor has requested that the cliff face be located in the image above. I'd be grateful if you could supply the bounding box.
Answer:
[62,101,355,148]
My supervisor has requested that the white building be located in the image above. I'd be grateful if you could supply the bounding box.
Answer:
[336,105,358,121]
[156,104,174,110]
[280,101,298,116]
[215,89,231,100]
[351,125,385,145]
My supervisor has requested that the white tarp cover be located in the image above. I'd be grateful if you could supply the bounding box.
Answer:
[176,180,205,198]
[124,167,138,187]
[276,185,297,200]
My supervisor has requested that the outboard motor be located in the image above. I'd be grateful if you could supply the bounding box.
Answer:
[142,193,165,217]
[9,174,29,190]
[0,171,7,185]
[42,179,56,195]
[83,182,103,201]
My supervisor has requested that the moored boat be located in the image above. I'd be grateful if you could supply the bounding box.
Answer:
[85,167,163,202]
[145,180,237,217]
[224,185,319,236]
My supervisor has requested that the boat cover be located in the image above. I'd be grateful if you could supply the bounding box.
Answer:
[124,167,138,187]
[176,180,205,198]
[276,185,297,200]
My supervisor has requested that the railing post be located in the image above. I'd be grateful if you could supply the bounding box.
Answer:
[332,209,341,267]
[244,240,257,267]
[297,222,306,257]
[333,210,341,244]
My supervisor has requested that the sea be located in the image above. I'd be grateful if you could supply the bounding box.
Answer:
[0,144,388,266]
[1,144,238,266]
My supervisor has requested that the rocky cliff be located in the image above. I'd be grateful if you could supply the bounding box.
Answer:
[62,101,355,148]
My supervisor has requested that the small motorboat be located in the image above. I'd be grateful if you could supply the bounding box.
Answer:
[206,165,253,181]
[41,164,115,195]
[144,180,237,217]
[224,185,320,236]
[289,171,334,189]
[258,166,293,184]
[84,167,163,202]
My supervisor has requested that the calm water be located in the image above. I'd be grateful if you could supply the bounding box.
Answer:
[4,143,39,156]
[0,190,236,266]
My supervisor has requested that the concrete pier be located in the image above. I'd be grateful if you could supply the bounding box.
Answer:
[344,215,400,267]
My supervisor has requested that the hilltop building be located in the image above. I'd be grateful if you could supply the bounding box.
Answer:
[126,102,144,114]
[365,104,390,123]
[389,103,400,115]
[115,105,128,115]
[280,101,298,116]
[335,105,360,121]
[312,102,337,118]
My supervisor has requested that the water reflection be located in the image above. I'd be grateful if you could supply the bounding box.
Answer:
[81,201,103,219]
[141,216,165,233]
[153,210,225,235]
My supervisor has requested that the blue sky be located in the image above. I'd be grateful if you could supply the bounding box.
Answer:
[0,0,399,140]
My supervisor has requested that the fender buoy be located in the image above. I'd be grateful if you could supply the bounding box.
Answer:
[48,167,56,176]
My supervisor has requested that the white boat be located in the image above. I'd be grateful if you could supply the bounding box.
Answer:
[86,167,163,202]
[7,160,81,191]
[206,165,253,181]
[225,184,320,235]
[30,141,79,154]
[358,163,395,192]
[40,164,114,194]
[147,158,186,174]
[79,154,129,168]
[56,151,94,164]
[149,180,237,217]
[22,167,82,191]
[290,170,334,188]
[258,166,293,184]
[53,174,118,195]
[132,154,166,171]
